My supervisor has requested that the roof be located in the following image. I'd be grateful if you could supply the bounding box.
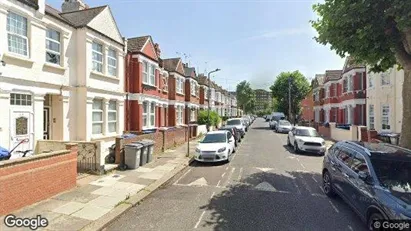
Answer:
[325,70,342,82]
[198,75,208,85]
[162,58,182,73]
[59,6,106,28]
[17,0,39,9]
[46,5,72,24]
[184,67,196,78]
[343,56,365,73]
[127,36,150,52]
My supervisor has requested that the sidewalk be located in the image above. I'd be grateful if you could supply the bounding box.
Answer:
[1,139,200,231]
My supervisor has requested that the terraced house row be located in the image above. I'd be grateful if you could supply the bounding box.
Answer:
[311,56,404,136]
[0,0,242,155]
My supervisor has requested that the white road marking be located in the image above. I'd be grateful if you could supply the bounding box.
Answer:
[348,225,353,231]
[225,166,229,170]
[299,175,312,193]
[173,168,192,185]
[311,193,327,198]
[221,172,226,178]
[293,181,301,194]
[299,163,306,169]
[229,153,237,164]
[328,200,339,213]
[194,211,206,229]
[255,167,274,172]
[311,176,318,183]
[255,182,277,192]
[210,192,215,199]
[237,167,243,181]
[216,180,222,187]
[319,186,325,193]
[188,177,208,187]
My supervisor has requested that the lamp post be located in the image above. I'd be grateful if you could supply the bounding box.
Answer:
[288,77,292,124]
[207,68,221,131]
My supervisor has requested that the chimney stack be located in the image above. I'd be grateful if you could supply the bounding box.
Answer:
[62,0,86,13]
[154,43,161,58]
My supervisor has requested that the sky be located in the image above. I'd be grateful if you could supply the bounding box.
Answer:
[48,0,345,91]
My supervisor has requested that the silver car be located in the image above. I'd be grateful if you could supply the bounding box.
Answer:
[276,120,293,133]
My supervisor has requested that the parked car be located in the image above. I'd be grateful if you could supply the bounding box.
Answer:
[268,112,286,130]
[241,117,250,132]
[275,120,293,133]
[287,126,326,155]
[194,131,236,163]
[265,115,271,122]
[322,141,411,229]
[219,126,241,147]
[225,118,246,138]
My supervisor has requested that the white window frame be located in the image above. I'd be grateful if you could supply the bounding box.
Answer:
[204,87,209,99]
[108,100,117,133]
[177,77,184,94]
[92,99,104,135]
[92,42,103,73]
[45,28,61,65]
[190,108,196,121]
[142,61,149,84]
[149,64,155,86]
[7,11,29,57]
[176,106,184,125]
[143,101,156,129]
[368,105,374,130]
[381,72,390,86]
[191,80,196,96]
[107,48,117,76]
[381,105,390,131]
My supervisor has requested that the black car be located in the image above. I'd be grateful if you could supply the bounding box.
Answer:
[219,127,240,147]
[322,141,411,229]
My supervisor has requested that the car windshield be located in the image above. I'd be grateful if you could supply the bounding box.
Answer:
[279,121,291,126]
[226,120,241,125]
[370,155,411,194]
[295,129,319,137]
[201,133,227,143]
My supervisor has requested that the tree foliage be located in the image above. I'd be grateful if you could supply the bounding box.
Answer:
[197,110,221,126]
[270,71,310,122]
[236,81,256,114]
[311,0,411,148]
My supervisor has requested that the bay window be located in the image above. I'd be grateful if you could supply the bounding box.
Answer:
[150,65,155,85]
[381,105,390,130]
[143,101,156,128]
[92,99,103,134]
[143,61,149,83]
[107,48,117,76]
[177,77,184,94]
[7,12,28,56]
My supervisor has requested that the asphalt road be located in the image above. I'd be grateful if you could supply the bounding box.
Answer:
[105,118,367,231]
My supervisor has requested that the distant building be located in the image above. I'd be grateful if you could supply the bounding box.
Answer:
[254,89,271,111]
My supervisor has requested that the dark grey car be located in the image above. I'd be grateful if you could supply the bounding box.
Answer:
[322,141,411,229]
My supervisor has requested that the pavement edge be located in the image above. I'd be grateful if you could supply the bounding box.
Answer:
[81,157,195,231]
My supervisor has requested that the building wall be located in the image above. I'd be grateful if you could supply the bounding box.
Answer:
[366,67,404,133]
[300,91,314,121]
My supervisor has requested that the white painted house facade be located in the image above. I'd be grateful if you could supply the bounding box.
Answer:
[0,0,125,153]
[367,67,404,134]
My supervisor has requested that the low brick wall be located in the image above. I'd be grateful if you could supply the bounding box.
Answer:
[318,125,331,139]
[163,127,188,150]
[0,144,78,215]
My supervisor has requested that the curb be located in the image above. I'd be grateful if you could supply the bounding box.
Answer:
[81,156,194,231]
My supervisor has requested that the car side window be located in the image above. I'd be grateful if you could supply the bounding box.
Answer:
[336,149,353,167]
[227,132,232,140]
[351,152,369,174]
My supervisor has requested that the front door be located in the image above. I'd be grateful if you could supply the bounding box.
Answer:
[43,107,50,139]
[10,111,34,153]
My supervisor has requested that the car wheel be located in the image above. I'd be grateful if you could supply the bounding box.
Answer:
[367,212,384,230]
[294,142,300,153]
[322,171,335,197]
[287,137,291,147]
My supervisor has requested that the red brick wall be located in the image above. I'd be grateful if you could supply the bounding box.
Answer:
[168,105,176,126]
[0,145,77,215]
[318,125,331,139]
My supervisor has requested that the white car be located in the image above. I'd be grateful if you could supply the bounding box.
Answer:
[195,131,236,163]
[287,126,326,155]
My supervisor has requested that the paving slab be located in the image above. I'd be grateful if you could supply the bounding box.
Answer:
[111,181,136,189]
[52,202,86,215]
[71,205,111,221]
[131,167,154,173]
[45,214,90,231]
[89,174,125,187]
[138,171,166,180]
[119,176,155,185]
[85,196,125,209]
[91,186,117,196]
[53,190,99,203]
[75,184,102,193]
[14,199,68,217]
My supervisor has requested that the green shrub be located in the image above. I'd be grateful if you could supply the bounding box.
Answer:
[197,110,221,126]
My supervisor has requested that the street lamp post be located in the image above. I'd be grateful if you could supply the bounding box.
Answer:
[207,68,221,131]
[288,77,292,124]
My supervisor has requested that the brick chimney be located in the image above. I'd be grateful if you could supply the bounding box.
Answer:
[62,0,86,13]
[154,43,161,58]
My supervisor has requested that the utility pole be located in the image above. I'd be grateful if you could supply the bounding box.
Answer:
[207,68,221,131]
[288,77,292,124]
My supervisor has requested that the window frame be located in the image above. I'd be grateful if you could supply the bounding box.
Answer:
[149,64,155,86]
[381,105,390,131]
[45,28,61,65]
[368,75,374,88]
[92,99,104,135]
[381,72,390,86]
[369,105,375,130]
[107,48,117,76]
[92,42,103,73]
[177,77,184,94]
[142,101,156,129]
[142,61,149,84]
[107,100,117,133]
[7,11,29,57]
[191,80,196,96]
[10,93,32,106]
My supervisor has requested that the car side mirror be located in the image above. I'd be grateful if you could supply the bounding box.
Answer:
[358,172,373,185]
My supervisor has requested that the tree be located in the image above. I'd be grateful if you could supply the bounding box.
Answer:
[311,0,411,148]
[236,81,256,114]
[270,97,279,112]
[270,71,311,123]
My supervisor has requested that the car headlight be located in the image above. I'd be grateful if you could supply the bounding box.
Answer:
[218,147,227,153]
[195,148,201,153]
[296,139,303,143]
[322,141,326,146]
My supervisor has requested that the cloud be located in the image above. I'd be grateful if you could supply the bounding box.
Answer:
[236,28,311,43]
